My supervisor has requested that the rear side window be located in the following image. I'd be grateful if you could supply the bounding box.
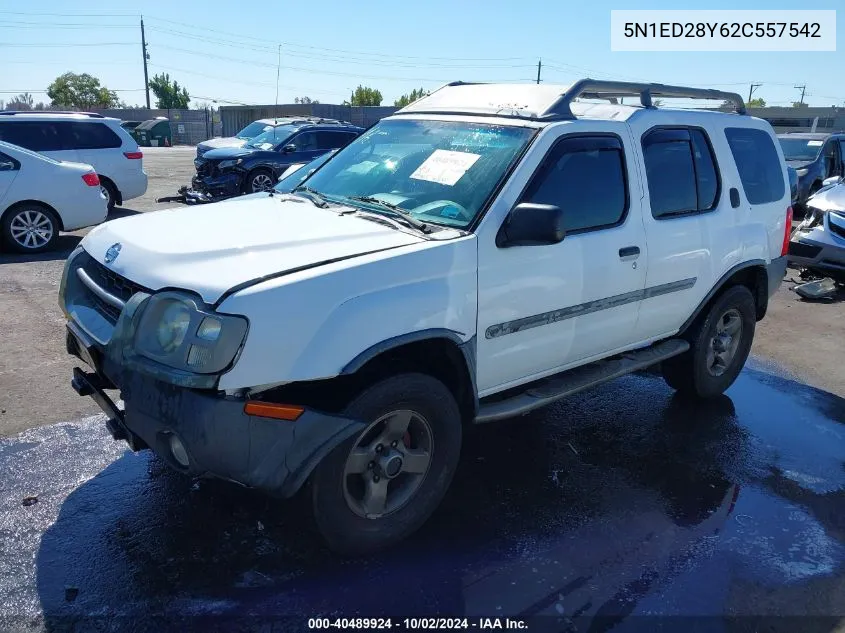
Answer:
[642,127,720,219]
[316,131,349,150]
[724,127,785,204]
[64,122,122,149]
[0,121,64,152]
[520,135,628,233]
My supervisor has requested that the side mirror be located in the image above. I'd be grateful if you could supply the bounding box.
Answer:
[0,160,15,171]
[496,202,565,248]
[822,176,843,188]
[282,144,297,154]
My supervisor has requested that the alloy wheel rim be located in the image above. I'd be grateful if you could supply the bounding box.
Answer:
[342,409,434,519]
[100,185,111,204]
[706,308,743,377]
[9,210,53,249]
[252,174,273,191]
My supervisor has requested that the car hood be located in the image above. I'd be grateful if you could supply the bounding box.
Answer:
[199,137,248,151]
[201,146,258,160]
[81,195,424,304]
[807,182,845,212]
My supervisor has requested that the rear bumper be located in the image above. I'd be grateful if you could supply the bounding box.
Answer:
[765,255,788,298]
[113,171,148,202]
[66,322,364,497]
[788,235,845,275]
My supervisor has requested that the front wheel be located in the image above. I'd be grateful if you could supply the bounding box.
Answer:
[310,373,462,556]
[662,285,756,399]
[245,169,275,193]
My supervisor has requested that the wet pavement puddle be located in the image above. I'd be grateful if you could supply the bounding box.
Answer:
[0,360,843,632]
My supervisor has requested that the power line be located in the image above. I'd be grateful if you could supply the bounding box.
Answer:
[0,10,135,17]
[0,42,135,47]
[0,19,135,28]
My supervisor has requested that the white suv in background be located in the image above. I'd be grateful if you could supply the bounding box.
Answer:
[0,111,147,210]
[61,80,791,555]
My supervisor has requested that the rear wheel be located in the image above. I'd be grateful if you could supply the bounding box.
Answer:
[1,203,60,253]
[245,169,275,193]
[662,285,756,399]
[100,178,118,211]
[310,373,462,556]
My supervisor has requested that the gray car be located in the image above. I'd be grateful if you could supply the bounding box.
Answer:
[788,176,845,281]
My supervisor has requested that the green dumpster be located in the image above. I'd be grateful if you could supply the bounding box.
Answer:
[134,118,172,147]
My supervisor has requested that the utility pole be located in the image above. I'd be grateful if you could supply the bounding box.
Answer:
[274,44,281,122]
[748,83,762,103]
[795,84,807,106]
[536,58,542,84]
[140,16,150,109]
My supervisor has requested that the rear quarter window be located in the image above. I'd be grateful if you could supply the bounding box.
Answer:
[724,127,785,205]
[64,122,123,149]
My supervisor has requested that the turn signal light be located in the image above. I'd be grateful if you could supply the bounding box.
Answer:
[781,206,793,257]
[123,151,143,159]
[244,401,304,421]
[81,172,100,187]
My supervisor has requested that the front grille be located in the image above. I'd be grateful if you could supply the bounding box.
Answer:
[194,159,216,178]
[77,252,150,323]
[788,241,822,259]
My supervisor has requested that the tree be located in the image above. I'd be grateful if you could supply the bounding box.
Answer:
[343,85,383,106]
[792,101,809,109]
[747,97,766,107]
[149,72,190,109]
[394,88,430,108]
[47,72,120,109]
[6,92,34,110]
[294,96,319,104]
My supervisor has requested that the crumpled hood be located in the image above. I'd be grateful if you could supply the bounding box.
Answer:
[202,146,257,160]
[81,195,423,304]
[198,137,248,151]
[807,181,845,212]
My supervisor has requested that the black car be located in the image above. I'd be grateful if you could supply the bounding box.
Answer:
[778,132,845,209]
[192,120,363,197]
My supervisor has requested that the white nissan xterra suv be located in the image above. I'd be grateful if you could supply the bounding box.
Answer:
[60,80,791,555]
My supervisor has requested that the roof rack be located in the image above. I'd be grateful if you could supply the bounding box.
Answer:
[545,79,746,119]
[0,110,105,118]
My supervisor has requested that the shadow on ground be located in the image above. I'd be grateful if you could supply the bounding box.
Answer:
[12,367,845,631]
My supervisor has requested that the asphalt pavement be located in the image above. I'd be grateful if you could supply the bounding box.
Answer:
[1,358,843,632]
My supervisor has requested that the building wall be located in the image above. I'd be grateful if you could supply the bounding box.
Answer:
[219,104,398,136]
[747,106,845,134]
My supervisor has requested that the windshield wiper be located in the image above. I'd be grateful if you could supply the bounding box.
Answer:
[291,186,330,208]
[346,195,430,233]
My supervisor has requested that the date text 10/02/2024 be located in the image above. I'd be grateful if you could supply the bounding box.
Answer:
[307,618,529,630]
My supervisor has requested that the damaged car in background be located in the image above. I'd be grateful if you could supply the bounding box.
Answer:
[190,120,362,200]
[788,175,845,284]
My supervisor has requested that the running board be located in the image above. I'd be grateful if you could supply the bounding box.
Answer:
[474,339,689,424]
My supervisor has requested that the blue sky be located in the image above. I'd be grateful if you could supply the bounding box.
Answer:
[2,0,842,109]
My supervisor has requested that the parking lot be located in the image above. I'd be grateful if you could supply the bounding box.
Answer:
[1,146,845,628]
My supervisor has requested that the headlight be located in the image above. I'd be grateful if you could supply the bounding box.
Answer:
[218,158,243,169]
[134,292,248,374]
[796,168,809,177]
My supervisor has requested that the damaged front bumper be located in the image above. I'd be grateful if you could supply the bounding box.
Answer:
[191,171,243,199]
[65,313,364,498]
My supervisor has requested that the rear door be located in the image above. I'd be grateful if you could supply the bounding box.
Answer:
[629,124,728,342]
[0,121,77,162]
[317,130,358,152]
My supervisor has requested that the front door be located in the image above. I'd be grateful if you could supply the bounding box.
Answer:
[476,121,648,396]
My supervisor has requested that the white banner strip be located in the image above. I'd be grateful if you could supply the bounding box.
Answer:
[611,10,836,52]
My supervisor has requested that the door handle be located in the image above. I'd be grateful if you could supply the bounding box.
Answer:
[618,246,640,261]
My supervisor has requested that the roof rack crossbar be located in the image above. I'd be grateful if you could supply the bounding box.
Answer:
[545,79,746,119]
[0,110,105,118]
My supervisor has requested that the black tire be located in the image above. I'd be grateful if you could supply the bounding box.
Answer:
[244,168,275,194]
[1,203,60,254]
[310,373,462,556]
[662,285,756,399]
[100,178,118,212]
